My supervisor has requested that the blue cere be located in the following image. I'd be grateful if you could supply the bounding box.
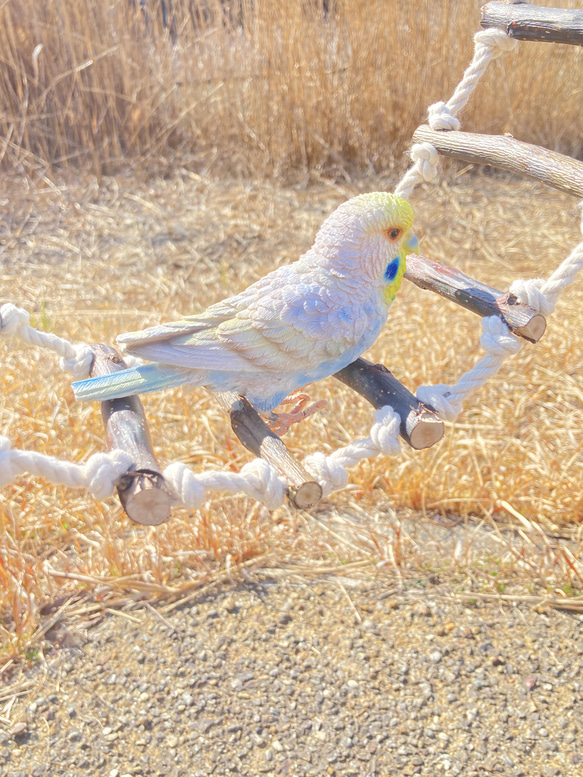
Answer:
[384,257,400,282]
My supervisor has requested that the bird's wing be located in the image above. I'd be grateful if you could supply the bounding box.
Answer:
[117,264,290,347]
[119,263,367,374]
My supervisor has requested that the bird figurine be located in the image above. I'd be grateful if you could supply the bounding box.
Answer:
[73,192,417,433]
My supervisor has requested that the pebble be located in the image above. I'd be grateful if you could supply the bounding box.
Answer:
[541,740,559,752]
[222,596,237,612]
[525,676,537,691]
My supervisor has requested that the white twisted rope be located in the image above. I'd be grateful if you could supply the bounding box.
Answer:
[416,316,521,421]
[162,406,402,505]
[304,406,401,496]
[0,303,93,379]
[0,302,149,373]
[510,205,583,314]
[0,436,134,499]
[1,27,582,509]
[0,406,402,507]
[439,29,518,123]
[164,458,288,511]
[395,28,518,201]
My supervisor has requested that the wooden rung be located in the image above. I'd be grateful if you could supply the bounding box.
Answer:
[405,253,546,343]
[412,126,583,199]
[90,344,178,525]
[334,358,444,450]
[215,392,322,509]
[481,1,583,47]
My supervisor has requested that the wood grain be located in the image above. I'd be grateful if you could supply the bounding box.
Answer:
[413,126,583,199]
[405,253,546,343]
[481,1,583,46]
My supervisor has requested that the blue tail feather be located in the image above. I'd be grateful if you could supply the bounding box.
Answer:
[72,363,193,401]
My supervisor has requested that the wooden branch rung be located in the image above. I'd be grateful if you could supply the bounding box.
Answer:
[405,253,546,343]
[90,345,177,525]
[334,359,444,450]
[481,1,583,47]
[218,355,447,505]
[215,391,322,509]
[412,126,583,200]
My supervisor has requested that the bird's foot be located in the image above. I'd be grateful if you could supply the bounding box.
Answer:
[266,393,328,436]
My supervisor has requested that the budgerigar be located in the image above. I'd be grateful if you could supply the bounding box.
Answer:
[73,193,417,423]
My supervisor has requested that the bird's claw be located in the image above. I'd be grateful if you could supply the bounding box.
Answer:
[266,393,328,436]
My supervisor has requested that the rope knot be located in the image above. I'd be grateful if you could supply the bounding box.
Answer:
[509,278,555,316]
[416,384,461,422]
[0,304,30,338]
[61,343,94,379]
[164,461,206,509]
[240,459,286,510]
[370,406,401,456]
[84,449,134,500]
[480,316,521,356]
[474,28,519,56]
[303,451,348,497]
[410,142,440,183]
[428,101,461,131]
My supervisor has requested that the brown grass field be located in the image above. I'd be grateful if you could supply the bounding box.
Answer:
[1,0,583,662]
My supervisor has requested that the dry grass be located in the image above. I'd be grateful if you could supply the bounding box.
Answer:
[2,0,583,663]
[0,0,582,178]
[2,170,583,661]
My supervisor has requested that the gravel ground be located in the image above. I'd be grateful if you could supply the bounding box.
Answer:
[2,578,583,777]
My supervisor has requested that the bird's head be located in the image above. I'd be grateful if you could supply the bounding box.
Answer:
[313,192,417,300]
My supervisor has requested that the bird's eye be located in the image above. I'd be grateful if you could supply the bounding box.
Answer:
[386,227,402,241]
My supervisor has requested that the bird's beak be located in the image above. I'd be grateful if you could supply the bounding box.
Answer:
[402,229,419,258]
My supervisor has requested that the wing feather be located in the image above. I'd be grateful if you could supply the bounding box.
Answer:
[117,258,376,374]
[118,264,293,347]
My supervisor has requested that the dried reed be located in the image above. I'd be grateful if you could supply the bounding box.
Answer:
[0,0,581,178]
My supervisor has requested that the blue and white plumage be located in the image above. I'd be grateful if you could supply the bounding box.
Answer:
[73,192,417,411]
